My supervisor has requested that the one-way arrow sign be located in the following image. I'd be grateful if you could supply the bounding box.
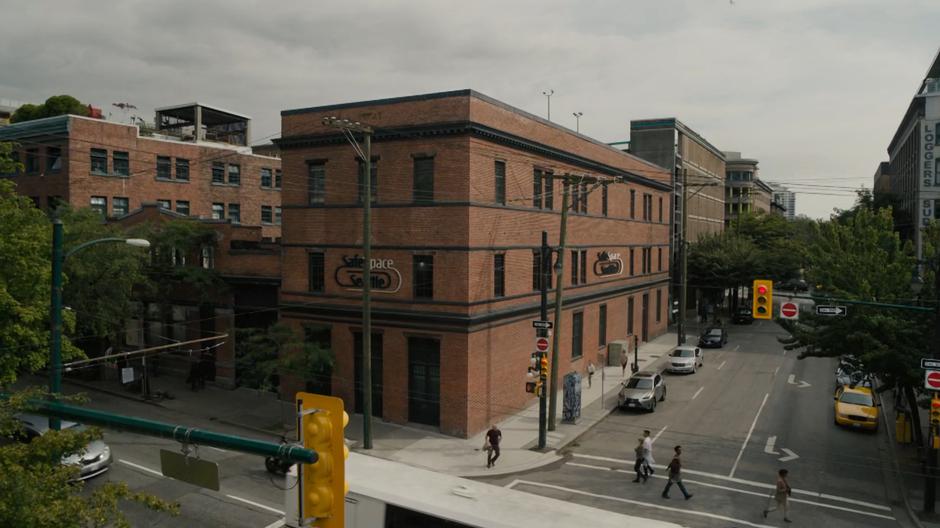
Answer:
[816,305,847,316]
[764,436,800,462]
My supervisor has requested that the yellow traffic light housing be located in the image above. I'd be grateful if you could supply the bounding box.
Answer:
[752,279,773,320]
[539,354,549,379]
[297,392,349,528]
[931,396,940,426]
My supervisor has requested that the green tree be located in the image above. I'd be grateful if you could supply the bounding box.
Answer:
[235,323,333,393]
[11,95,90,123]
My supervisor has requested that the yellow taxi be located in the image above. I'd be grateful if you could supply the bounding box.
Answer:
[834,385,879,431]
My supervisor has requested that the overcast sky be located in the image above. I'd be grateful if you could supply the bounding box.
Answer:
[2,0,938,218]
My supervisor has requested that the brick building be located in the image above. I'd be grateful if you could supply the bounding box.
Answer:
[0,103,282,240]
[276,90,672,437]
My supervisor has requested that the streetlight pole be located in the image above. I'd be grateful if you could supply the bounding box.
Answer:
[49,219,149,429]
[572,112,582,133]
[322,116,375,449]
[542,90,554,121]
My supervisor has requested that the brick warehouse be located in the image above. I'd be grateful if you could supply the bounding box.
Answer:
[0,103,282,240]
[276,90,672,437]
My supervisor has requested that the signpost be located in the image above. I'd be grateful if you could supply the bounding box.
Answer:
[927,371,940,391]
[532,320,554,330]
[780,302,799,319]
[816,305,847,316]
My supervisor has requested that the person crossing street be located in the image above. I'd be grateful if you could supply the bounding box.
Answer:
[763,469,792,523]
[661,445,692,500]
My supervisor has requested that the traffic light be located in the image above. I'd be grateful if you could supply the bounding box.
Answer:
[539,353,549,379]
[931,396,940,426]
[752,279,773,320]
[297,392,349,528]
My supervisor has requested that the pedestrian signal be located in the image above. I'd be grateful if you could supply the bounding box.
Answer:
[931,397,940,426]
[752,279,773,320]
[297,393,349,528]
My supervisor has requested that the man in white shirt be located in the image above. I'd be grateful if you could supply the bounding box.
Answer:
[642,429,655,477]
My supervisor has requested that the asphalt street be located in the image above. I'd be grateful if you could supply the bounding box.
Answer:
[477,318,903,528]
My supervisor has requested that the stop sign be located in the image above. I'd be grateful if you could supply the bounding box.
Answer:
[926,370,940,390]
[780,302,799,319]
[536,337,550,352]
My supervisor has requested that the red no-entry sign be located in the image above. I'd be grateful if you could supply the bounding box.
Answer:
[926,370,940,390]
[536,337,550,352]
[780,302,799,319]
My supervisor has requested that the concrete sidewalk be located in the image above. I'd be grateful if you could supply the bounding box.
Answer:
[60,331,684,478]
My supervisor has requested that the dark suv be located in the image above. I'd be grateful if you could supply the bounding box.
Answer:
[732,307,754,324]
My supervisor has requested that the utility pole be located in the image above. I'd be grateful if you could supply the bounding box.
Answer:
[678,172,688,345]
[538,231,550,448]
[926,255,940,513]
[542,89,554,121]
[548,181,570,431]
[572,112,583,133]
[322,116,374,449]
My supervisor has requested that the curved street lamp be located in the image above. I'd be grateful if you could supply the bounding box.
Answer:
[49,219,150,428]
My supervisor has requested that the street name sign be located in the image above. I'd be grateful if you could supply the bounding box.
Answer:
[532,320,554,329]
[780,302,799,319]
[159,449,220,491]
[535,337,550,352]
[816,305,847,316]
[923,358,940,370]
[927,370,940,390]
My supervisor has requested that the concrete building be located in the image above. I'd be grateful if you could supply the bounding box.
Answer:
[878,48,940,257]
[276,90,672,437]
[768,182,796,220]
[0,103,282,240]
[723,151,774,223]
[873,162,892,196]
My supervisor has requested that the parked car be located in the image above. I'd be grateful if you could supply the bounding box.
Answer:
[834,385,879,431]
[10,414,113,480]
[698,327,728,348]
[666,346,704,374]
[732,307,754,325]
[618,371,666,412]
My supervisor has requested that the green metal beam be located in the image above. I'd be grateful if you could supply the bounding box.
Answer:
[20,399,315,464]
[781,294,932,313]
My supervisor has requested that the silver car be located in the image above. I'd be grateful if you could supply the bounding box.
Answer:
[618,371,667,412]
[666,346,704,374]
[15,414,113,480]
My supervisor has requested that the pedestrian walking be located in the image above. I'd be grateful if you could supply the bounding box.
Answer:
[632,438,647,483]
[484,424,502,468]
[763,469,792,523]
[661,445,693,500]
[620,348,629,378]
[642,430,655,477]
[587,362,596,388]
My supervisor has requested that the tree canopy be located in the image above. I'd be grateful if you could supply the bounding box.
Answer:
[11,95,90,123]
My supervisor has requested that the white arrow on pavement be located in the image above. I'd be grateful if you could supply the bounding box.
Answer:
[779,448,799,462]
[764,436,780,455]
[787,374,811,388]
[764,435,799,462]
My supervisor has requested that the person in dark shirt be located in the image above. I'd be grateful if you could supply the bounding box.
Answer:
[661,445,692,500]
[485,424,502,468]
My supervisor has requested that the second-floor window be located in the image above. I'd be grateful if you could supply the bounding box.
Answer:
[47,146,62,172]
[24,149,38,173]
[211,162,225,184]
[275,169,282,189]
[90,196,107,216]
[494,254,505,298]
[211,203,224,220]
[571,312,583,359]
[176,159,189,181]
[91,148,108,175]
[261,167,273,188]
[413,156,434,203]
[113,152,129,177]
[630,189,636,219]
[156,156,171,179]
[113,197,129,216]
[176,200,190,216]
[274,206,282,225]
[308,252,325,292]
[157,199,171,210]
[532,249,552,291]
[261,205,273,224]
[307,161,325,204]
[570,250,587,285]
[413,255,434,298]
[629,248,635,276]
[495,160,506,205]
[228,164,241,185]
[658,196,663,222]
[228,203,241,224]
[599,304,607,347]
[602,183,608,216]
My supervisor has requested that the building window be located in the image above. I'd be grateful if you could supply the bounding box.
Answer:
[24,149,38,173]
[580,249,587,284]
[47,146,62,172]
[157,199,171,210]
[570,182,579,213]
[544,172,554,209]
[658,196,663,222]
[494,254,505,298]
[602,183,608,217]
[579,182,588,213]
[91,148,108,175]
[261,205,273,224]
[201,245,214,269]
[357,158,378,204]
[113,151,129,177]
[228,203,241,224]
[176,200,190,216]
[656,289,662,322]
[211,162,225,184]
[275,169,282,189]
[495,160,506,205]
[413,255,434,299]
[156,156,171,180]
[627,297,634,336]
[211,203,224,220]
[113,197,129,216]
[571,249,579,286]
[308,252,324,293]
[533,169,543,209]
[261,167,273,188]
[531,249,552,291]
[413,156,434,203]
[599,304,607,346]
[630,189,636,219]
[658,247,663,271]
[228,164,240,185]
[569,249,587,285]
[629,248,635,276]
[307,161,325,204]
[642,193,652,221]
[641,248,647,274]
[571,312,583,359]
[176,158,189,181]
[90,196,107,216]
[274,206,282,225]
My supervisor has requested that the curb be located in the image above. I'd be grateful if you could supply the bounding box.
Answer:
[64,379,168,409]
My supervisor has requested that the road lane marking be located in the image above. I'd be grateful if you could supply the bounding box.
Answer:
[716,360,727,370]
[729,392,769,478]
[787,374,811,388]
[513,480,775,528]
[208,446,228,453]
[764,435,779,455]
[118,459,162,477]
[263,521,285,528]
[652,425,668,443]
[734,345,740,352]
[773,366,779,377]
[226,494,284,516]
[564,463,895,520]
[505,479,522,489]
[571,453,891,511]
[692,387,704,400]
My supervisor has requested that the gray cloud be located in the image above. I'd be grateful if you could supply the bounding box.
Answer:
[2,0,938,218]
